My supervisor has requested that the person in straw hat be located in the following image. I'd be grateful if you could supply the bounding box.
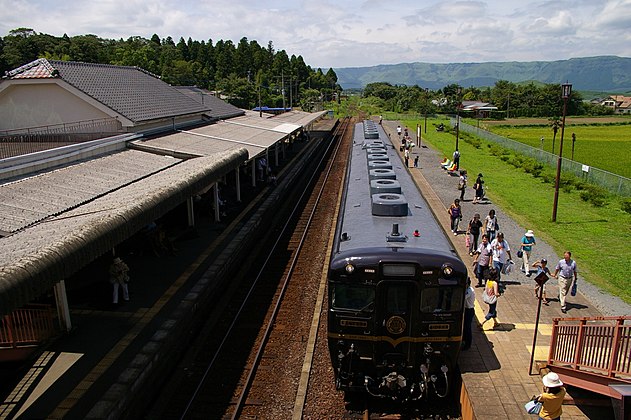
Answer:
[520,229,536,276]
[534,371,566,419]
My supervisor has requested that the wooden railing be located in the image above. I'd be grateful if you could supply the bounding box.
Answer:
[0,304,56,349]
[548,316,631,395]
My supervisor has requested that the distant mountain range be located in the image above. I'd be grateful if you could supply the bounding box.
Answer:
[334,56,631,92]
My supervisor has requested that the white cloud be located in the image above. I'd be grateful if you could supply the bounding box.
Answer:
[0,0,628,68]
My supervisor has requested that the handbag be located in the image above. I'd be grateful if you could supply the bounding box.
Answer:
[517,250,523,258]
[482,287,497,304]
[571,282,577,296]
[524,400,542,415]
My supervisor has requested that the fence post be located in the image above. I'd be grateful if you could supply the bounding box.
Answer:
[572,318,587,370]
[607,318,625,379]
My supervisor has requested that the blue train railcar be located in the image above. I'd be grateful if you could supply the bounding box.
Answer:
[327,121,467,402]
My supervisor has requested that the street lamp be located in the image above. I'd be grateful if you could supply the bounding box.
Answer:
[571,133,576,160]
[455,88,461,152]
[424,88,429,134]
[552,82,572,222]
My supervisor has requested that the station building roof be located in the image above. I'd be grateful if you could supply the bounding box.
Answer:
[0,108,326,316]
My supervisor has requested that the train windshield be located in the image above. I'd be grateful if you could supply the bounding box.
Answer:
[420,286,464,313]
[332,284,375,312]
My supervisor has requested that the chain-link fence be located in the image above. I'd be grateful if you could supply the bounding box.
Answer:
[453,118,631,197]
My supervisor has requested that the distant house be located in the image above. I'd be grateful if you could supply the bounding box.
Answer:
[601,95,631,114]
[461,101,498,118]
[0,58,242,134]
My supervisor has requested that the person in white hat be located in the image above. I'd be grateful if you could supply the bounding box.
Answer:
[109,256,130,305]
[534,372,566,419]
[520,229,536,277]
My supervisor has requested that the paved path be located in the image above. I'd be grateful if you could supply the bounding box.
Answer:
[382,119,612,419]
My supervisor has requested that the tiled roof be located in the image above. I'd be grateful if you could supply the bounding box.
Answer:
[6,59,212,123]
[173,86,245,120]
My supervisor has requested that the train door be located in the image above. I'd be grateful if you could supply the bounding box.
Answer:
[375,281,417,364]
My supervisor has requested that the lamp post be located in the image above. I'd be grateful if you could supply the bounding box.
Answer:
[571,133,576,160]
[424,88,429,134]
[552,82,572,222]
[455,88,461,152]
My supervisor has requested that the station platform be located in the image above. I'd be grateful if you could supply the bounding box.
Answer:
[381,119,617,419]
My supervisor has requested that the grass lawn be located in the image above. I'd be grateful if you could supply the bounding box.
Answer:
[474,121,631,178]
[399,115,631,305]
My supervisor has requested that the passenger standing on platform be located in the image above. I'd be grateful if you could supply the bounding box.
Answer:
[533,258,551,305]
[473,234,492,287]
[414,155,419,168]
[379,115,383,125]
[404,148,410,167]
[553,251,578,314]
[484,209,499,241]
[467,213,483,255]
[472,173,484,204]
[462,278,475,350]
[109,257,130,305]
[453,149,461,170]
[448,199,462,235]
[458,170,467,201]
[490,232,512,284]
[396,125,402,136]
[480,269,500,329]
[534,372,566,420]
[520,229,536,276]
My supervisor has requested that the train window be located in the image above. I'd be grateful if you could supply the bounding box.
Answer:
[332,284,375,311]
[382,264,416,277]
[420,287,464,313]
[386,285,409,314]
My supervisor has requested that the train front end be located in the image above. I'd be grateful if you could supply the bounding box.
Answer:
[327,249,467,402]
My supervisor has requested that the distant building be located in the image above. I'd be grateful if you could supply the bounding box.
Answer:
[461,101,499,118]
[601,95,631,114]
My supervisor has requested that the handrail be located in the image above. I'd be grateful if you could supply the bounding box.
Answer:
[548,316,631,381]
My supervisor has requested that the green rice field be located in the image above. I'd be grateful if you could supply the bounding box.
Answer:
[476,118,631,179]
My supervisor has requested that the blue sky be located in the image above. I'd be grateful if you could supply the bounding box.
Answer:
[2,0,630,69]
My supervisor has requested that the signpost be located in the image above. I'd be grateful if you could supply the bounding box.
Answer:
[529,271,549,375]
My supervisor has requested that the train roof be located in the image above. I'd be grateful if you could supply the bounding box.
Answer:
[334,121,456,258]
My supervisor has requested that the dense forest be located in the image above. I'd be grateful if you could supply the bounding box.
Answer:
[0,28,341,111]
[0,28,615,117]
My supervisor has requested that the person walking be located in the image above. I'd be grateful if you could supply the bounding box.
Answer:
[520,229,536,276]
[404,148,410,167]
[414,155,419,168]
[473,234,492,287]
[467,213,483,255]
[109,257,130,305]
[458,170,467,201]
[533,372,566,420]
[553,251,578,314]
[484,209,499,241]
[448,199,462,235]
[472,173,484,204]
[462,277,475,350]
[480,269,500,329]
[490,232,512,284]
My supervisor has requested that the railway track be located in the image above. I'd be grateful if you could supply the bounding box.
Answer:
[147,117,354,419]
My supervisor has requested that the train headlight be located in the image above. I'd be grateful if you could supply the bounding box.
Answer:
[441,263,453,277]
[345,263,355,274]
